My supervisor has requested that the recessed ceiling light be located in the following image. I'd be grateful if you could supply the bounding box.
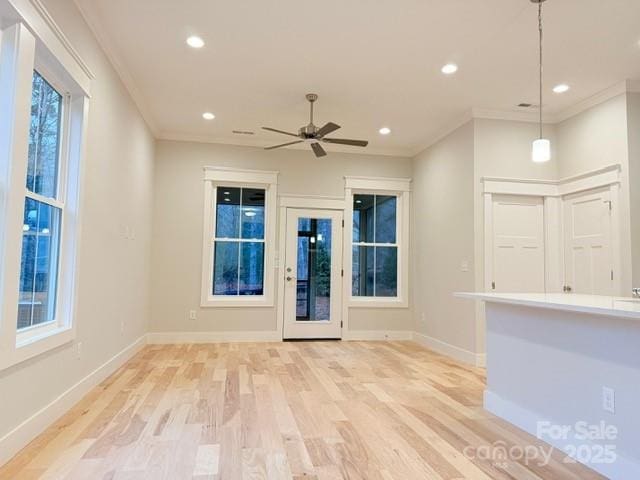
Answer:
[553,84,570,94]
[186,36,205,49]
[224,198,231,202]
[202,112,215,120]
[441,63,458,75]
[379,127,391,135]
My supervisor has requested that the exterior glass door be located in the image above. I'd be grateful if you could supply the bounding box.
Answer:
[283,209,343,339]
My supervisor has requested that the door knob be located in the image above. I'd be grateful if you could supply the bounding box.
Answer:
[286,276,297,282]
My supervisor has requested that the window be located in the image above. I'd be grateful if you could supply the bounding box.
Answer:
[201,168,278,307]
[352,194,398,297]
[18,71,64,330]
[0,20,90,370]
[345,177,410,307]
[213,187,265,296]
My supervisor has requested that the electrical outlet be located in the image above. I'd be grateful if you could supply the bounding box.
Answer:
[189,310,197,320]
[460,260,469,272]
[602,386,615,413]
[120,320,125,334]
[76,342,82,359]
[421,312,426,323]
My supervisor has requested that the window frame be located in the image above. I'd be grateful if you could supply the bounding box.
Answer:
[201,167,278,307]
[344,176,411,308]
[0,16,91,370]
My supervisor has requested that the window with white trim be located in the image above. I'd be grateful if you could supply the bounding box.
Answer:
[345,177,410,307]
[213,186,266,296]
[352,194,398,297]
[0,18,90,370]
[18,71,65,330]
[201,168,278,307]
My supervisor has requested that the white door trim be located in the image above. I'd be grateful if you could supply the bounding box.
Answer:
[276,195,346,340]
[483,165,622,294]
[561,186,621,295]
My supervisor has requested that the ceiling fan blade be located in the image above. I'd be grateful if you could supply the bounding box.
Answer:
[316,122,341,137]
[262,127,300,137]
[264,140,303,150]
[322,138,369,147]
[310,142,327,157]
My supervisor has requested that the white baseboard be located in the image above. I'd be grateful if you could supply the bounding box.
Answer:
[412,332,485,367]
[343,330,413,341]
[0,335,146,466]
[484,390,640,480]
[146,330,282,344]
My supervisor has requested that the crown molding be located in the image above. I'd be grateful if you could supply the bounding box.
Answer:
[28,0,94,80]
[158,131,413,158]
[552,80,629,123]
[73,0,159,136]
[411,79,639,157]
[409,110,473,157]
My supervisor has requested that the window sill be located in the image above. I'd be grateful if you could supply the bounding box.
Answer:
[1,324,75,371]
[349,298,408,309]
[201,296,274,308]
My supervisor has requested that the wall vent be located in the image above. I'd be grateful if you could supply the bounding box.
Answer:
[232,130,255,135]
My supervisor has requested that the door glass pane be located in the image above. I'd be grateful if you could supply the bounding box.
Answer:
[17,198,61,329]
[239,242,264,295]
[27,71,62,199]
[352,245,374,296]
[215,187,240,238]
[296,218,332,321]
[375,195,397,243]
[375,247,398,296]
[213,241,239,295]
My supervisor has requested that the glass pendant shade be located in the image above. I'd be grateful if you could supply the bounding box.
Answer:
[532,138,551,163]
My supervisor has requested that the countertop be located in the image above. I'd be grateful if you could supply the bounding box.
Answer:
[454,292,640,320]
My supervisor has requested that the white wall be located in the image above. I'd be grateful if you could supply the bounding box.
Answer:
[626,92,640,288]
[411,122,477,358]
[556,94,633,292]
[150,140,413,336]
[411,96,638,362]
[472,119,558,353]
[0,0,154,450]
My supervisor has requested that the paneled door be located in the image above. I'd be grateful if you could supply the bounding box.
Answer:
[283,208,343,339]
[563,188,613,295]
[491,195,545,292]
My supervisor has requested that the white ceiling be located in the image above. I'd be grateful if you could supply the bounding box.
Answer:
[75,0,640,156]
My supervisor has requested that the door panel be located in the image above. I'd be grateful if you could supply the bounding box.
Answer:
[283,209,343,339]
[563,189,613,295]
[492,195,545,293]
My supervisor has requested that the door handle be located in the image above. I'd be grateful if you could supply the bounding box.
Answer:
[286,276,297,282]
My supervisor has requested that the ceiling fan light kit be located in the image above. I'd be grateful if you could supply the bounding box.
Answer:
[262,93,369,157]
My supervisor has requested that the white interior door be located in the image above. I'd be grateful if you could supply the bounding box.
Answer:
[283,208,343,339]
[491,195,545,293]
[563,188,613,295]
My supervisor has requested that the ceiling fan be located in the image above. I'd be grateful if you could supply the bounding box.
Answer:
[262,93,369,157]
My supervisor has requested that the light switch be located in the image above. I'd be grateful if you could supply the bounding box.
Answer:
[460,260,469,272]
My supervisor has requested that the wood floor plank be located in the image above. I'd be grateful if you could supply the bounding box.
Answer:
[0,341,607,480]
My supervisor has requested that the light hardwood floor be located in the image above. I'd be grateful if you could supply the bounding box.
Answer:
[0,341,604,480]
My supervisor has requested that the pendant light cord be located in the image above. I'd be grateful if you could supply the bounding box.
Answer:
[538,2,543,139]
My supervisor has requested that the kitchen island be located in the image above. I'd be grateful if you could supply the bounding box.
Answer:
[456,292,640,480]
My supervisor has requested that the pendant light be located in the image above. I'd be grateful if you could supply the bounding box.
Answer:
[531,0,551,163]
